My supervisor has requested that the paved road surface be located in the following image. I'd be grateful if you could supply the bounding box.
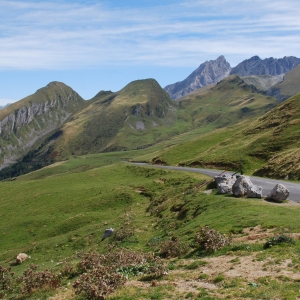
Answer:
[131,163,300,202]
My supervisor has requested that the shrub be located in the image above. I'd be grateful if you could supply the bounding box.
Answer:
[0,265,15,297]
[60,261,78,279]
[195,226,231,252]
[113,227,135,242]
[21,264,61,295]
[77,252,103,273]
[73,266,125,300]
[159,237,189,258]
[77,248,167,278]
[263,235,295,249]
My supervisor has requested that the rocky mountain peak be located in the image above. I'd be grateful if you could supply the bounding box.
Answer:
[164,56,231,100]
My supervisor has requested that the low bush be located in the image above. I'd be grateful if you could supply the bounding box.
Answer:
[60,261,78,279]
[73,266,125,300]
[21,264,61,295]
[195,226,231,252]
[77,248,167,278]
[159,237,189,258]
[0,265,15,297]
[112,226,135,242]
[263,235,295,249]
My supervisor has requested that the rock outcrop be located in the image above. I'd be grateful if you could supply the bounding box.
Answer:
[266,184,290,202]
[164,56,231,99]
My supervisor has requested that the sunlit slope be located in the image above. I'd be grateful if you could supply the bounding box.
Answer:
[150,92,300,180]
[267,64,300,101]
[48,79,179,159]
[177,75,277,131]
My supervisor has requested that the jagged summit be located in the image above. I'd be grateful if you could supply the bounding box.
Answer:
[230,56,300,76]
[164,55,231,100]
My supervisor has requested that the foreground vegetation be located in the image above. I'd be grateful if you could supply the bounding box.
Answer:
[1,156,300,299]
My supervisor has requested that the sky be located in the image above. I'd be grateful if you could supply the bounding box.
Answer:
[0,0,300,105]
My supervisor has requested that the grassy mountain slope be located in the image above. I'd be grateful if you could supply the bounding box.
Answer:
[42,79,180,160]
[267,65,300,101]
[0,82,86,170]
[176,75,277,132]
[147,92,300,179]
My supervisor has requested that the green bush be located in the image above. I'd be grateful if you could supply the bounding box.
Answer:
[264,235,295,249]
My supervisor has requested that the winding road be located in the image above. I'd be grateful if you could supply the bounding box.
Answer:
[131,163,300,202]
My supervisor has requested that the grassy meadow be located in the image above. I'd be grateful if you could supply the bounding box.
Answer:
[2,152,300,298]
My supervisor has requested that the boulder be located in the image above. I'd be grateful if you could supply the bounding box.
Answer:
[232,176,263,198]
[214,174,236,194]
[266,184,290,202]
[247,185,263,199]
[101,228,114,240]
[218,182,233,194]
[16,253,29,264]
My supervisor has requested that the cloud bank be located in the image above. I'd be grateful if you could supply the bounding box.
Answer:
[0,0,300,69]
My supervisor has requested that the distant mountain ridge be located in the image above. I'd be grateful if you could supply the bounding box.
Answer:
[164,55,300,99]
[164,55,231,100]
[230,55,300,76]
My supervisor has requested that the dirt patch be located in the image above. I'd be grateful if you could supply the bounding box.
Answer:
[232,225,300,244]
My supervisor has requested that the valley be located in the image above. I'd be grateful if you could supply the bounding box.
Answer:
[1,55,300,299]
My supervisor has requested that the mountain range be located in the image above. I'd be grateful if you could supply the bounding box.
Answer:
[164,55,300,100]
[1,54,300,179]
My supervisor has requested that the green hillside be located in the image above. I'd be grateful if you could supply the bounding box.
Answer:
[268,64,300,101]
[39,75,277,162]
[176,75,277,132]
[43,79,181,159]
[147,92,300,179]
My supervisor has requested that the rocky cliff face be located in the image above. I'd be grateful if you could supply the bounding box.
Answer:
[230,56,300,77]
[0,82,85,170]
[164,56,231,100]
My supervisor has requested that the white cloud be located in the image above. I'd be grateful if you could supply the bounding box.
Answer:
[0,0,299,69]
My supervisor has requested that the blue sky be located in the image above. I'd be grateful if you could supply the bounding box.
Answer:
[0,0,300,105]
